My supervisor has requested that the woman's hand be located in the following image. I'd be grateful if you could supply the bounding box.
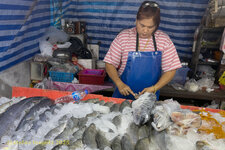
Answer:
[140,86,156,95]
[117,81,135,97]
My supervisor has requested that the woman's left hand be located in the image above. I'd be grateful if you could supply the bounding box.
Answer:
[140,86,156,95]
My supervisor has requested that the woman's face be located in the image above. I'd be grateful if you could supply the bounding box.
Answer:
[136,18,156,38]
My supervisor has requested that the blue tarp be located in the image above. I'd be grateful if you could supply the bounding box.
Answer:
[0,0,209,72]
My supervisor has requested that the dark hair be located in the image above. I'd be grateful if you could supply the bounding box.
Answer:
[136,1,160,30]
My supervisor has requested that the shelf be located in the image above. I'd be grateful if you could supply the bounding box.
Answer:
[198,61,219,66]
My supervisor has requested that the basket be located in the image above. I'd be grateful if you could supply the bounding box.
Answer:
[49,71,74,83]
[78,69,106,85]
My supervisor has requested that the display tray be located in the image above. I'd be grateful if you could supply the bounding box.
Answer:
[12,86,225,113]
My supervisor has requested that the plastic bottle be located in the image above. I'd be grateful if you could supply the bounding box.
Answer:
[54,89,88,104]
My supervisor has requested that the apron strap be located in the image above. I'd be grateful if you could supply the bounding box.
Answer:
[153,34,157,52]
[136,33,158,52]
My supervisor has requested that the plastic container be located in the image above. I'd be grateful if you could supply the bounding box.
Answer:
[170,67,190,85]
[49,71,74,83]
[54,89,88,103]
[78,69,106,85]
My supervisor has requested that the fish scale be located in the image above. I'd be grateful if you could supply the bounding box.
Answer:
[0,97,47,141]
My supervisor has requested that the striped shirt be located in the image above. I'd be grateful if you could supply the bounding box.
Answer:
[103,27,182,76]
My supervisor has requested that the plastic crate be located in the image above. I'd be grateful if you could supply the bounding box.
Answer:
[49,71,74,83]
[78,69,106,85]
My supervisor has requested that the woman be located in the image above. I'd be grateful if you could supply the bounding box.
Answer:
[103,1,182,100]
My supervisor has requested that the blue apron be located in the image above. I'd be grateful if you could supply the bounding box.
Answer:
[112,33,162,100]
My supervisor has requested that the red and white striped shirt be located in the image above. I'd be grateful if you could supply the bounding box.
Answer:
[103,27,182,75]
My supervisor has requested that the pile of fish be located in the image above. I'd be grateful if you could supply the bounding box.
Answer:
[0,93,224,150]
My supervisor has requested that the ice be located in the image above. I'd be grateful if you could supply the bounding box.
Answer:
[0,97,11,104]
[166,134,196,150]
[92,104,110,114]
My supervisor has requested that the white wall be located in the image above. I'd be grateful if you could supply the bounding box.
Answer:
[0,61,31,98]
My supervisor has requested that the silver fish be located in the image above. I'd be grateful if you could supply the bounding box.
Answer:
[0,97,46,142]
[96,130,111,150]
[82,123,98,149]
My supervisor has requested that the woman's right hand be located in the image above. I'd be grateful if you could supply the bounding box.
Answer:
[116,81,135,97]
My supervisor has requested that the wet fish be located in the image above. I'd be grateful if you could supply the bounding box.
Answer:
[119,100,131,112]
[138,125,150,139]
[16,98,53,131]
[70,127,86,143]
[82,123,98,149]
[112,115,122,127]
[104,102,114,108]
[196,141,214,150]
[44,122,67,140]
[0,99,20,115]
[96,130,111,150]
[51,144,69,150]
[68,139,83,149]
[111,136,122,150]
[0,97,46,142]
[84,98,99,103]
[54,118,77,141]
[132,92,156,125]
[78,117,88,128]
[86,111,98,118]
[127,122,139,144]
[32,143,46,150]
[121,133,135,150]
[110,104,120,112]
[135,137,151,150]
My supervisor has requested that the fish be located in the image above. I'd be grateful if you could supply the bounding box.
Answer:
[119,100,131,112]
[68,139,83,149]
[127,122,139,144]
[138,125,150,139]
[78,117,88,128]
[44,122,67,140]
[96,130,111,150]
[0,99,20,115]
[112,115,122,127]
[196,141,214,150]
[135,137,151,150]
[70,127,86,143]
[82,123,98,149]
[121,133,135,150]
[0,97,47,142]
[110,103,120,112]
[84,98,100,103]
[86,111,98,118]
[104,102,114,108]
[132,92,156,125]
[16,98,53,131]
[51,144,68,150]
[111,136,122,150]
[32,143,46,150]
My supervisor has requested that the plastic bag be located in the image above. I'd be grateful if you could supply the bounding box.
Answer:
[132,92,156,125]
[39,40,54,56]
[197,77,215,89]
[151,99,181,131]
[42,26,69,45]
[184,79,199,92]
[167,111,201,135]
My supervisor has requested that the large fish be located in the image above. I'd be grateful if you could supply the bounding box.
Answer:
[16,98,53,131]
[132,92,156,125]
[0,97,48,142]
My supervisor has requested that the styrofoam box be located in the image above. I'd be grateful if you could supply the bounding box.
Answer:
[78,58,96,69]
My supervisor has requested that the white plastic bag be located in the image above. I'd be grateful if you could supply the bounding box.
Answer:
[184,79,199,92]
[132,92,156,125]
[39,41,54,56]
